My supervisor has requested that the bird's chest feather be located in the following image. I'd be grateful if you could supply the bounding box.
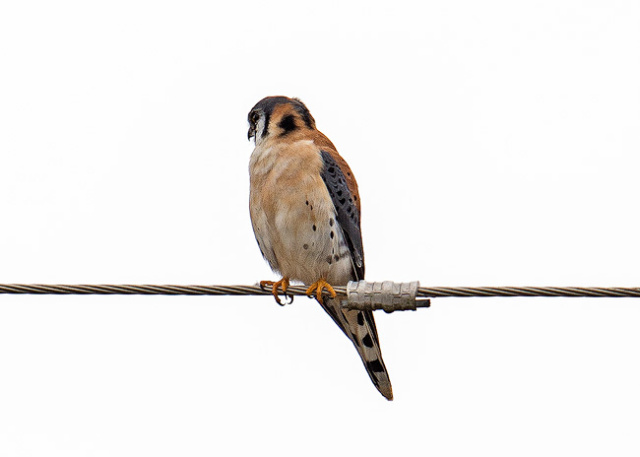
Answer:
[249,141,349,283]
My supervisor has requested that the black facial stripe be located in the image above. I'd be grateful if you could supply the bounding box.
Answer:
[262,111,270,138]
[278,114,297,135]
[299,108,314,128]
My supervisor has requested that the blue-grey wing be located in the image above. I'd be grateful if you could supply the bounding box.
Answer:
[319,150,365,280]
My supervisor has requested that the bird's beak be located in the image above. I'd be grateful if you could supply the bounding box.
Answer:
[248,125,256,141]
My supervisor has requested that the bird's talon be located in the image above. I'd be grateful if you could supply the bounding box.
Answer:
[305,279,337,305]
[260,278,290,306]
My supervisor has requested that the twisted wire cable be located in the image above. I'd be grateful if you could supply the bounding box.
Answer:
[1,283,639,298]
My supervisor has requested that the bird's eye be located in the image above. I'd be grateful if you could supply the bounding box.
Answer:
[251,112,259,123]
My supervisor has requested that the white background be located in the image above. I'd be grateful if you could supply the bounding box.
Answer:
[1,1,640,455]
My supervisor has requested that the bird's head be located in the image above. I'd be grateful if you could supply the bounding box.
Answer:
[247,96,316,144]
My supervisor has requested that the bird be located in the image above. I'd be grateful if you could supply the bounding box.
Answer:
[247,96,393,400]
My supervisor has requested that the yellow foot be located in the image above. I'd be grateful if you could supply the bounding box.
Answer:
[260,277,291,305]
[305,279,337,304]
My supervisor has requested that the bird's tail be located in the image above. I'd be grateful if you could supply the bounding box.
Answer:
[317,296,393,400]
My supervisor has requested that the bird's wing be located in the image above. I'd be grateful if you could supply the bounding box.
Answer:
[319,149,364,280]
[317,148,392,400]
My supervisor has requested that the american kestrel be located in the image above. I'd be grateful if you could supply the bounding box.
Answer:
[247,96,393,400]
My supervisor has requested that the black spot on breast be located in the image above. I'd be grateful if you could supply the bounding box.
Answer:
[312,225,316,231]
[330,231,334,239]
[329,218,334,226]
[305,200,309,206]
[334,254,339,262]
[326,256,332,264]
[263,111,271,137]
[367,359,385,373]
[362,334,374,348]
[357,312,364,326]
[303,244,309,250]
[278,114,297,135]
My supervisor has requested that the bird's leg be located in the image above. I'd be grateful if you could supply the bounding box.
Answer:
[260,277,292,305]
[305,278,337,304]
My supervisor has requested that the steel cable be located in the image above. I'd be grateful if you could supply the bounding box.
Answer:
[1,284,639,298]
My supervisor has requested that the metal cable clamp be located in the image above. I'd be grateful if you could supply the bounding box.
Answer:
[343,281,430,312]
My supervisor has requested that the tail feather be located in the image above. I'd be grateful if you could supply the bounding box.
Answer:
[318,296,393,400]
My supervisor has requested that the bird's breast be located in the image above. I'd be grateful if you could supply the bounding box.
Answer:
[249,140,351,284]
